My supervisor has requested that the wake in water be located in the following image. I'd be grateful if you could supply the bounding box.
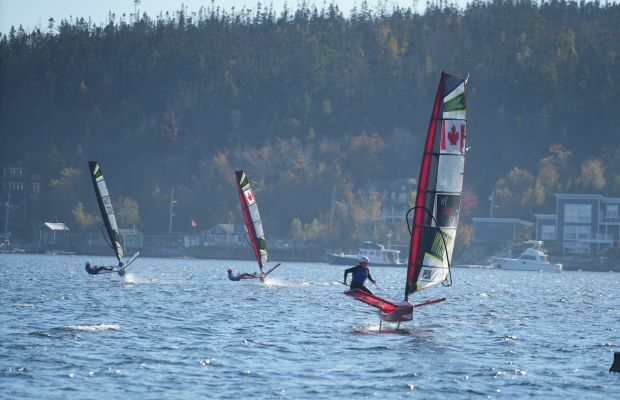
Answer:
[261,277,296,287]
[60,323,120,332]
[353,322,415,335]
[123,272,158,284]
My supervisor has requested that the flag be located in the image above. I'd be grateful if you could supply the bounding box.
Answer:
[191,219,197,228]
[244,188,256,205]
[440,120,466,154]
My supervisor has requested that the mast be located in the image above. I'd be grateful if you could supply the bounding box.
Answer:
[3,191,10,240]
[405,72,467,301]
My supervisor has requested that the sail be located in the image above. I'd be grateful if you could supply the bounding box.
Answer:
[406,72,467,299]
[235,170,267,271]
[88,161,124,265]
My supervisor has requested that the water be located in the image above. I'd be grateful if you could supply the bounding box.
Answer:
[1,254,618,399]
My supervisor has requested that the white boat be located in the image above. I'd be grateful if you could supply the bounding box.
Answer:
[327,241,405,267]
[496,246,562,272]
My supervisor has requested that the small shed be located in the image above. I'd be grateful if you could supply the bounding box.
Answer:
[39,222,70,245]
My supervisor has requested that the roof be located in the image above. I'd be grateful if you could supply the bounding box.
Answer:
[534,214,556,219]
[554,193,605,200]
[207,224,246,235]
[43,222,70,231]
[119,228,142,235]
[471,217,533,226]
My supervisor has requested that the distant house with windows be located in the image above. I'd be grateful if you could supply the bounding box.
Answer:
[535,194,620,255]
[1,164,43,239]
[0,165,42,200]
[369,178,417,222]
[203,224,246,246]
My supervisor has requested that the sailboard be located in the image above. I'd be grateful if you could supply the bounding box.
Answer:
[85,161,139,276]
[234,170,281,279]
[345,71,468,325]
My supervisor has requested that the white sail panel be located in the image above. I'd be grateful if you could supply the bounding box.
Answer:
[436,156,465,193]
[416,228,455,291]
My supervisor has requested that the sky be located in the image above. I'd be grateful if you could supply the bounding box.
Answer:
[0,0,470,34]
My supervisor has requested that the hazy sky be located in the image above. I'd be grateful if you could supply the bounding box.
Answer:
[0,0,471,34]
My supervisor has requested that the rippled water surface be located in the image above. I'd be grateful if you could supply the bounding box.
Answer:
[1,254,619,399]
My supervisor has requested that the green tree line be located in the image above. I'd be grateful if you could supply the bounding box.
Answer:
[1,0,619,249]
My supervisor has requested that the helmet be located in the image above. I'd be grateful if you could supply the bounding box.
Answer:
[359,256,369,264]
[227,268,233,273]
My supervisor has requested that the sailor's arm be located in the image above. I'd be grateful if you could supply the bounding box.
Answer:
[343,267,355,283]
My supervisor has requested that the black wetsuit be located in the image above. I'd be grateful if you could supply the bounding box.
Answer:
[344,264,375,295]
[85,263,115,275]
[85,262,124,276]
[227,271,257,281]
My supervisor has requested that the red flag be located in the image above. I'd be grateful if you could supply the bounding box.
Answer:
[191,219,197,228]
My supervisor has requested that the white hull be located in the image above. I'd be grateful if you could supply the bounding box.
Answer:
[497,258,562,272]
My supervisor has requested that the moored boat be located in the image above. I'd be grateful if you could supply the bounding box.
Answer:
[327,241,405,267]
[496,245,562,272]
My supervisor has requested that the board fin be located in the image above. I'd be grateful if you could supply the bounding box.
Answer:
[264,262,282,276]
[124,251,140,268]
[413,297,446,308]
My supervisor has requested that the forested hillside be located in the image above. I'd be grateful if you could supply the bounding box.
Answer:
[1,0,619,247]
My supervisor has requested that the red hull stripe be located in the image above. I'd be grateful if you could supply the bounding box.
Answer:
[344,290,398,313]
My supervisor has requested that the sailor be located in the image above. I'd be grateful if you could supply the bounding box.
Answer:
[85,261,115,275]
[343,256,376,295]
[227,268,258,281]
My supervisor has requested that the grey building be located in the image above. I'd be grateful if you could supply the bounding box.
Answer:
[536,194,620,254]
[472,217,534,242]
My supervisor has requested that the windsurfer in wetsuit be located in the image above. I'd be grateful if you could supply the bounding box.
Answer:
[85,261,125,276]
[343,256,376,295]
[227,268,258,281]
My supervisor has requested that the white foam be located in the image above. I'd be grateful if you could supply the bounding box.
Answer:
[62,323,120,331]
[123,273,157,284]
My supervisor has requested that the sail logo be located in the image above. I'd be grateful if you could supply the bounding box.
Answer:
[441,121,466,154]
[435,194,460,227]
[244,188,256,205]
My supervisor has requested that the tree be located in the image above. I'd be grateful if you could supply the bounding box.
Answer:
[72,201,99,230]
[494,167,535,219]
[116,197,141,227]
[574,159,605,192]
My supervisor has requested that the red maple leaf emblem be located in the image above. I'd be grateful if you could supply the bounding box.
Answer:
[247,192,253,202]
[448,126,459,146]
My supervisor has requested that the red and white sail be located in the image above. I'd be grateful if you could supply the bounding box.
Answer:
[235,170,268,271]
[406,72,467,298]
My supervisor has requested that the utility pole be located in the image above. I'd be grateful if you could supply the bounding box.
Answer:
[3,192,10,241]
[168,187,177,239]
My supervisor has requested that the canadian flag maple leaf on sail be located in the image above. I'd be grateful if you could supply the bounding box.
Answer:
[441,121,466,154]
[244,188,256,205]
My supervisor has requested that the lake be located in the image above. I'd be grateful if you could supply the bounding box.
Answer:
[1,254,618,398]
